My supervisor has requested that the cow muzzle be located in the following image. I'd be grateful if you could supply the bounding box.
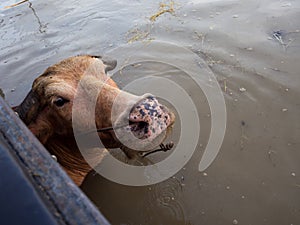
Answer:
[112,94,175,151]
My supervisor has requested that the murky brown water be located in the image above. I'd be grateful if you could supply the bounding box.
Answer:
[1,0,300,224]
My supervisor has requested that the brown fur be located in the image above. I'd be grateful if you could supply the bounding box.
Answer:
[13,55,174,185]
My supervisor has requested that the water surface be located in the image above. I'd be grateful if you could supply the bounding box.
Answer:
[1,0,300,224]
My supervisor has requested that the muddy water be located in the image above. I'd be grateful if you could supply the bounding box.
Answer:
[1,0,300,224]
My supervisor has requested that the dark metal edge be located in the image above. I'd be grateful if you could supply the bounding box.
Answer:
[0,96,110,225]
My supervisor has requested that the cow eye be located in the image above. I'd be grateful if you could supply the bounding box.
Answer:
[54,97,69,107]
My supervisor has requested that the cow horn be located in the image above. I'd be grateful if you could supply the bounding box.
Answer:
[13,90,41,125]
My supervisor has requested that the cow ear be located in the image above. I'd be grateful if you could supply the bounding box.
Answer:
[102,56,117,72]
[13,90,53,144]
[91,55,117,72]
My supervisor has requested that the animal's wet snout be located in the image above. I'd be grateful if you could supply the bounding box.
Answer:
[128,96,173,140]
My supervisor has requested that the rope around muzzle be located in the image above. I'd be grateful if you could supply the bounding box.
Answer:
[15,106,174,158]
[141,142,174,158]
[95,125,174,157]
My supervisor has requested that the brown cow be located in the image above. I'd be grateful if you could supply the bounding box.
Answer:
[13,55,175,185]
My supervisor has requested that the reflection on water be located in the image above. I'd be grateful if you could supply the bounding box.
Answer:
[1,0,300,224]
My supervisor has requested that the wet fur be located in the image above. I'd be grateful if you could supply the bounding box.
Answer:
[13,55,115,185]
[13,55,174,186]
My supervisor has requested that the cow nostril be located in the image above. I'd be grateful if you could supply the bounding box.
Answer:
[138,121,148,130]
[128,120,150,138]
[129,121,148,129]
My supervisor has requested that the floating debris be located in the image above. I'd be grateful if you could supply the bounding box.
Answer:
[203,172,208,177]
[281,2,292,7]
[232,14,239,18]
[209,25,215,30]
[4,0,28,9]
[268,150,278,167]
[291,172,296,177]
[224,80,228,92]
[271,67,280,71]
[281,108,288,112]
[239,87,246,92]
[126,28,150,43]
[132,63,142,68]
[233,219,238,225]
[0,88,5,98]
[272,30,285,45]
[150,1,175,22]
